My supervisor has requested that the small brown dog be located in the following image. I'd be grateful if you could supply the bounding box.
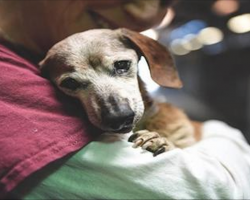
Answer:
[40,28,201,156]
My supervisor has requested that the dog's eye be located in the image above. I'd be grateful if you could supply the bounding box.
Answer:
[114,60,131,75]
[60,78,81,91]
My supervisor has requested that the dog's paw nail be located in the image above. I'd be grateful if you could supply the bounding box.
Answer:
[132,138,144,148]
[128,133,138,142]
[146,146,154,153]
[142,141,153,150]
[153,146,166,157]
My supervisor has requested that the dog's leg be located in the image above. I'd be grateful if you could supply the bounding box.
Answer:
[142,103,201,148]
[129,77,202,155]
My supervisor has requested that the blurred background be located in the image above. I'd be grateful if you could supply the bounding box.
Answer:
[139,0,250,142]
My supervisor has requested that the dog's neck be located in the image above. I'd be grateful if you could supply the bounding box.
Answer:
[135,77,159,131]
[137,76,154,109]
[134,101,159,131]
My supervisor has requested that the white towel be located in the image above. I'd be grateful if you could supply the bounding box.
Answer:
[18,120,250,199]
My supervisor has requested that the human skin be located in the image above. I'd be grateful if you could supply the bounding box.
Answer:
[0,0,170,55]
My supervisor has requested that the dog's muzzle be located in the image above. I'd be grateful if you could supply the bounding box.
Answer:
[101,95,135,133]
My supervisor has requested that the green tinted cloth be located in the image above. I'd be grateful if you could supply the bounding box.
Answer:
[12,121,250,199]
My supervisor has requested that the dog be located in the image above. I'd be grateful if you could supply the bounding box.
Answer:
[39,28,201,156]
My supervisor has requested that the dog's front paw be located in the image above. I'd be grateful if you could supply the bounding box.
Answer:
[128,130,175,156]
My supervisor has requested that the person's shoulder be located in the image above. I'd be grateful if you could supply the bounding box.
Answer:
[0,43,17,56]
[0,43,39,74]
[0,43,25,61]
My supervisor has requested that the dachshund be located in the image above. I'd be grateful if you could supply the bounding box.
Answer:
[40,28,201,156]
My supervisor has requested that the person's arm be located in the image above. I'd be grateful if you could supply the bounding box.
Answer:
[12,120,250,199]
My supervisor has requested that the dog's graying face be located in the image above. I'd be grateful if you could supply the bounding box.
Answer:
[40,28,182,133]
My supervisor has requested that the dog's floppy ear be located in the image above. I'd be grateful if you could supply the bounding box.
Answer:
[39,51,70,79]
[39,56,51,78]
[39,54,59,79]
[117,28,182,88]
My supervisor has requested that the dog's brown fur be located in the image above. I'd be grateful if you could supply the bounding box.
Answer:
[40,28,201,156]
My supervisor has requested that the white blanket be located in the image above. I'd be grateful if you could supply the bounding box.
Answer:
[19,120,250,199]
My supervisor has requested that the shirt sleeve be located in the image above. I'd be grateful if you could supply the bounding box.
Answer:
[0,44,95,197]
[13,120,250,199]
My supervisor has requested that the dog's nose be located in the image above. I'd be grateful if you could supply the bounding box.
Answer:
[104,109,135,133]
[101,96,135,133]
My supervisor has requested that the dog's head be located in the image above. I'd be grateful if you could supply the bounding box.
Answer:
[39,28,182,133]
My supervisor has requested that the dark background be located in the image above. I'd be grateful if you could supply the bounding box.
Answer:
[152,0,250,142]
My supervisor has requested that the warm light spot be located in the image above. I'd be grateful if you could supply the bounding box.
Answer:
[182,34,203,51]
[228,13,250,33]
[212,0,239,16]
[198,27,224,45]
[170,39,190,56]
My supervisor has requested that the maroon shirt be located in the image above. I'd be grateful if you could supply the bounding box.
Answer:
[0,42,98,197]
